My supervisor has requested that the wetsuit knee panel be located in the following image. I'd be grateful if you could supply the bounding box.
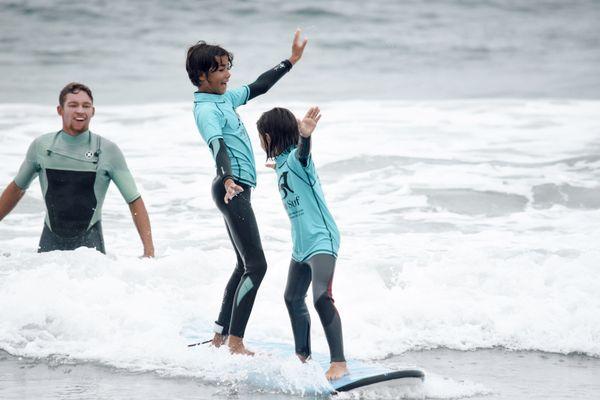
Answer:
[284,291,307,308]
[245,255,267,280]
[314,293,337,326]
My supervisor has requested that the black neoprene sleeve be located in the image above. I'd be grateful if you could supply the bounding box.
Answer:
[209,138,233,183]
[248,60,293,100]
[296,136,311,167]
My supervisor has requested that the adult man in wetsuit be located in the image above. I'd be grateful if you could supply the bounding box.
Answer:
[0,82,154,257]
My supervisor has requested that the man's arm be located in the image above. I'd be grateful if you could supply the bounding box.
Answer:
[128,197,154,257]
[247,29,308,101]
[105,142,155,257]
[0,182,26,222]
[2,139,41,220]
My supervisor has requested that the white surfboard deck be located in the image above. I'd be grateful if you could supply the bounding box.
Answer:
[185,334,424,393]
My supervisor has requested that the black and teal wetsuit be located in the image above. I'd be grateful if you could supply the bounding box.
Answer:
[13,130,140,253]
[193,60,293,339]
[274,137,345,363]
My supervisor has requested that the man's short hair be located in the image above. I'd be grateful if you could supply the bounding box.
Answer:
[186,41,233,87]
[59,82,93,107]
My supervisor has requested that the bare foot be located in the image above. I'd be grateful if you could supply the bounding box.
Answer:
[325,362,348,380]
[211,333,226,348]
[227,335,255,356]
[296,353,310,363]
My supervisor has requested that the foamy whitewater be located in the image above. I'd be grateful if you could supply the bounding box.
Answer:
[1,99,600,397]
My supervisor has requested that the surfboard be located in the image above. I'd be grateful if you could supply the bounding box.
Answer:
[186,335,424,393]
[252,341,424,392]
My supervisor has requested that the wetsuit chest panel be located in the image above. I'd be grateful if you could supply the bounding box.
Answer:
[44,168,97,238]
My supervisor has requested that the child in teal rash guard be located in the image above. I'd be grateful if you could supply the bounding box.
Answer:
[257,107,348,381]
[186,30,308,356]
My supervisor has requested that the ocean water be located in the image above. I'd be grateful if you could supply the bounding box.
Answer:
[1,0,600,398]
[1,99,600,398]
[1,0,599,103]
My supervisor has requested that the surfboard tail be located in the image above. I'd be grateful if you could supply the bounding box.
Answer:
[334,369,425,392]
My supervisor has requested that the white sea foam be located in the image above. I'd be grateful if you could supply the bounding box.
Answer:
[1,100,600,396]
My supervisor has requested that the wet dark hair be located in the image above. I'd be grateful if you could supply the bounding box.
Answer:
[186,41,233,87]
[59,82,93,107]
[256,107,300,158]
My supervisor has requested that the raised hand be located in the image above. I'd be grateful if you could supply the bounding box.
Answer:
[299,106,321,138]
[289,29,308,65]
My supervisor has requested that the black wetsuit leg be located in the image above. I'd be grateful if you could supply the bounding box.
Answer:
[38,221,106,254]
[284,258,313,359]
[214,222,245,335]
[285,254,345,362]
[211,176,267,338]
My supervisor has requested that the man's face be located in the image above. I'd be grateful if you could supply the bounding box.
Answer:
[57,91,95,135]
[200,55,231,94]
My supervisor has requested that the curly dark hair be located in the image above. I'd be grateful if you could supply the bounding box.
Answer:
[185,41,233,87]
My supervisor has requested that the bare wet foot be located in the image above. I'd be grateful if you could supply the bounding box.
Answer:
[211,333,226,348]
[325,362,348,380]
[227,335,255,356]
[297,353,309,363]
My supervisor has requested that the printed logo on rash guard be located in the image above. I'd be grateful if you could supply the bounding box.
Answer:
[278,171,294,199]
[279,172,304,218]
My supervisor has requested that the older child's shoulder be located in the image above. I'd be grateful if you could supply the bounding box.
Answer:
[223,86,250,108]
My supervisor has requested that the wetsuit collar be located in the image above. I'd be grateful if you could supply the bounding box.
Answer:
[47,130,100,164]
[59,129,91,144]
[194,91,226,103]
[275,146,294,168]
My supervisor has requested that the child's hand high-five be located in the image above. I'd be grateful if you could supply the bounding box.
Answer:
[289,29,308,65]
[299,106,321,138]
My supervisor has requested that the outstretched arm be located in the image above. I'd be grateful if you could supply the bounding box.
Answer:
[0,181,26,222]
[296,107,321,167]
[248,29,308,101]
[128,197,155,257]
